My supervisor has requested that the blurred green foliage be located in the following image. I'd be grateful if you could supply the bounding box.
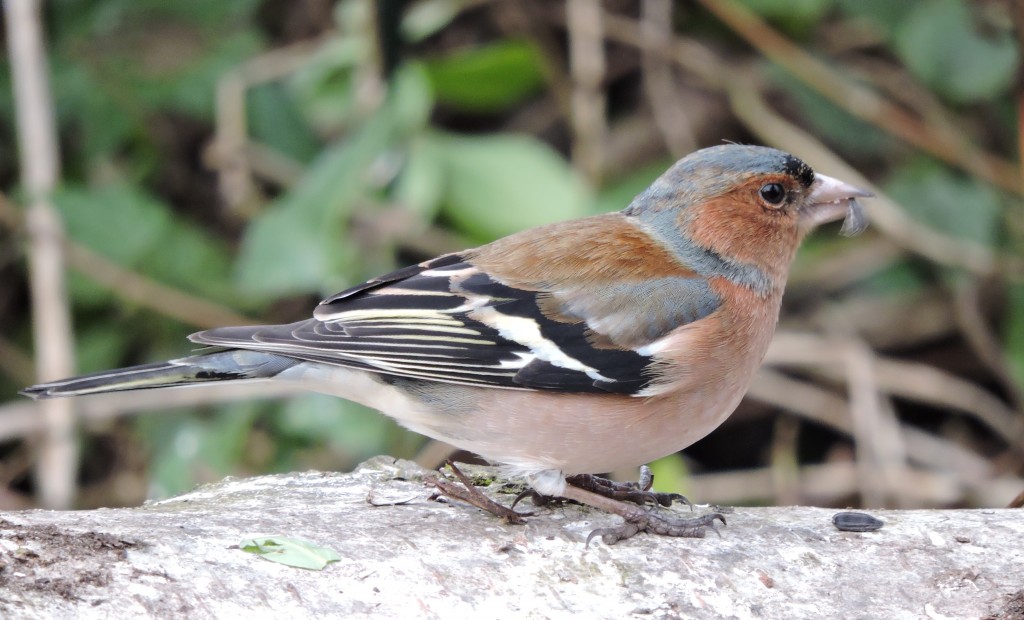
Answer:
[2,0,1021,506]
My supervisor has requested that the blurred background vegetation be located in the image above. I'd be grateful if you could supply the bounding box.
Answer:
[1,0,1022,511]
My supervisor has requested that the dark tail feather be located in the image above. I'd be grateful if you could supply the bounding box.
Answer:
[20,350,300,400]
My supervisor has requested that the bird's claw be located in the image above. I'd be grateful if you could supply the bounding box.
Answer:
[586,511,726,547]
[510,488,571,510]
[565,472,692,509]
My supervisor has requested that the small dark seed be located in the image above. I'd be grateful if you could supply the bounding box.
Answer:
[832,511,884,532]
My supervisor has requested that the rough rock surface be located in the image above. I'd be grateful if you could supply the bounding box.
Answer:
[0,457,1021,619]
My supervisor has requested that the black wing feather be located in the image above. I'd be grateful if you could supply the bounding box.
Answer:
[191,253,702,394]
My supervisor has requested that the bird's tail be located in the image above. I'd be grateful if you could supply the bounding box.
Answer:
[20,350,300,399]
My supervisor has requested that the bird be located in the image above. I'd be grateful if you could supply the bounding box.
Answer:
[22,144,871,544]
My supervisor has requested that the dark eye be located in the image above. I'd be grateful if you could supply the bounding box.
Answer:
[759,183,786,205]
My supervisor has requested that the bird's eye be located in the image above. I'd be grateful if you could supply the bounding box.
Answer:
[759,183,786,206]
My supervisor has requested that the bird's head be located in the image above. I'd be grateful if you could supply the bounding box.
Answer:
[623,144,871,289]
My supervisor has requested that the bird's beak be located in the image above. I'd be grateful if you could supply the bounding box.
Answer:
[801,173,873,236]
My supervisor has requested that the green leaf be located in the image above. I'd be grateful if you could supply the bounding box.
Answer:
[143,220,240,307]
[288,38,362,135]
[594,159,675,216]
[240,536,341,570]
[236,203,352,298]
[647,454,691,495]
[424,41,545,112]
[430,131,590,240]
[248,83,321,163]
[389,63,434,137]
[895,0,1018,103]
[236,108,401,298]
[54,185,172,267]
[394,136,445,219]
[54,184,241,307]
[401,0,463,42]
[739,0,834,29]
[137,402,262,498]
[278,394,398,461]
[1006,284,1024,391]
[837,0,914,33]
[884,159,1002,247]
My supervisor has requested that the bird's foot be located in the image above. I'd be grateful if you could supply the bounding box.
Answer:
[586,510,726,546]
[566,465,692,509]
[428,460,530,525]
[510,488,569,510]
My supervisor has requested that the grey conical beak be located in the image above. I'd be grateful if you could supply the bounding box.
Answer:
[801,173,873,236]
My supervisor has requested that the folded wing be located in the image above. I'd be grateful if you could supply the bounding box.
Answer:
[192,215,722,395]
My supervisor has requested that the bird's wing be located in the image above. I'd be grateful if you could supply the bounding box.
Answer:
[191,215,722,395]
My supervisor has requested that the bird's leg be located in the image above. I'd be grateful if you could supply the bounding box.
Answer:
[565,465,692,509]
[556,482,725,546]
[428,460,530,524]
[512,465,691,510]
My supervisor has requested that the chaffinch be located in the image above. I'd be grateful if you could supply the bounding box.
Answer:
[23,144,870,543]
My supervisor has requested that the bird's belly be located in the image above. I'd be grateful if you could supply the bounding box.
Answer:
[277,361,753,479]
[402,382,750,478]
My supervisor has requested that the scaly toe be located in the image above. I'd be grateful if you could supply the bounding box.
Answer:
[586,511,727,546]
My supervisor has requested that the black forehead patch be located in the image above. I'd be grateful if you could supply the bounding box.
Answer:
[782,154,815,188]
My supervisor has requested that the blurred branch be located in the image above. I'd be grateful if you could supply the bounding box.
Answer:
[1013,0,1024,195]
[952,279,1024,411]
[0,194,252,330]
[211,36,330,216]
[640,0,696,157]
[6,0,78,509]
[63,243,254,329]
[766,332,1024,448]
[688,460,1022,508]
[558,7,1003,274]
[565,0,607,185]
[0,383,302,444]
[747,368,1021,507]
[495,2,574,137]
[727,81,998,275]
[696,0,1022,196]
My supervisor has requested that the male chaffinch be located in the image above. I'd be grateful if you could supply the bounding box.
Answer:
[23,144,870,544]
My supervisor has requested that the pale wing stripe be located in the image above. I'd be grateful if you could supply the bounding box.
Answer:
[363,360,520,378]
[367,288,456,296]
[469,306,614,382]
[319,298,490,322]
[419,267,478,277]
[368,334,496,345]
[349,325,484,336]
[335,354,530,370]
[263,340,478,351]
[342,317,466,326]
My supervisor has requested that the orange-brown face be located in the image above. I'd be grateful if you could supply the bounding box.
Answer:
[683,171,808,281]
[617,145,871,287]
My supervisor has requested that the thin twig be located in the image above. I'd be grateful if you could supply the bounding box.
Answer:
[640,0,696,157]
[64,242,254,329]
[727,80,997,275]
[211,36,330,215]
[952,278,1024,412]
[558,7,1004,274]
[695,0,1021,195]
[6,0,78,509]
[0,382,304,443]
[565,0,607,185]
[1,193,253,330]
[766,332,1024,447]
